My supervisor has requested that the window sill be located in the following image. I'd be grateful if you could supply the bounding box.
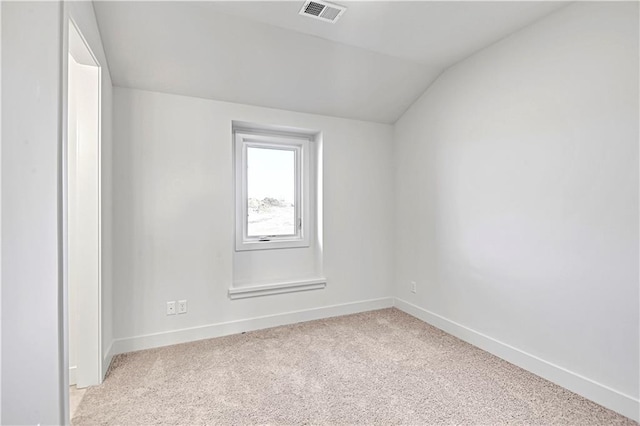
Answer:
[235,238,310,252]
[228,278,326,300]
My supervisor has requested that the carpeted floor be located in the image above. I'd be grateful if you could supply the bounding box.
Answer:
[73,308,636,425]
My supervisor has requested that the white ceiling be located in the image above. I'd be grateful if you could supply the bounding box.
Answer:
[93,1,568,123]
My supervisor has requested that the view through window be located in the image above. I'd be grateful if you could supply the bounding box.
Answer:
[247,147,296,237]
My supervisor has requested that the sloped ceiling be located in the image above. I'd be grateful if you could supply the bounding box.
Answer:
[93,1,567,123]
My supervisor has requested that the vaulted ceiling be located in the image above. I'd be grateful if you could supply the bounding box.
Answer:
[93,1,568,123]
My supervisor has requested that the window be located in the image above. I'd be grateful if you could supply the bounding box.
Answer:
[235,130,310,251]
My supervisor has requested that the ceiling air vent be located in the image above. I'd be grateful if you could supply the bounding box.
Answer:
[299,0,346,24]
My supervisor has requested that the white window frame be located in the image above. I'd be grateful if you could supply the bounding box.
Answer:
[234,130,310,251]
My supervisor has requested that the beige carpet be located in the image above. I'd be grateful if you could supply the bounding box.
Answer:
[70,385,87,420]
[73,309,636,425]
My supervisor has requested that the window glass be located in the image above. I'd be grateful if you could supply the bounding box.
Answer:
[247,146,296,237]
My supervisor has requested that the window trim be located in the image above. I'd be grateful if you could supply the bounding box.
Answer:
[234,130,310,251]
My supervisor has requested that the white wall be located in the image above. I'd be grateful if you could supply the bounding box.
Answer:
[0,2,4,421]
[63,0,114,381]
[1,2,63,424]
[67,52,102,389]
[68,55,79,385]
[0,2,112,423]
[112,87,394,344]
[394,1,638,419]
[0,2,4,422]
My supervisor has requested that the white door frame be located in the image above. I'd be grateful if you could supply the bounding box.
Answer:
[63,15,103,395]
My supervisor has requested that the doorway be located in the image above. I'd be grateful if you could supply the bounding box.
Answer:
[66,18,102,401]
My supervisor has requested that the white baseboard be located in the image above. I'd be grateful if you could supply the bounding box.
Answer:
[111,297,394,356]
[394,298,640,422]
[69,366,77,386]
[102,341,114,381]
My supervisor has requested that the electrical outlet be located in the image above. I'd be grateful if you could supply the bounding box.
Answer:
[177,300,187,314]
[166,301,176,315]
[410,281,417,294]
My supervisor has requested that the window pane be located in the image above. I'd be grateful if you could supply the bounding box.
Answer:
[247,147,296,237]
